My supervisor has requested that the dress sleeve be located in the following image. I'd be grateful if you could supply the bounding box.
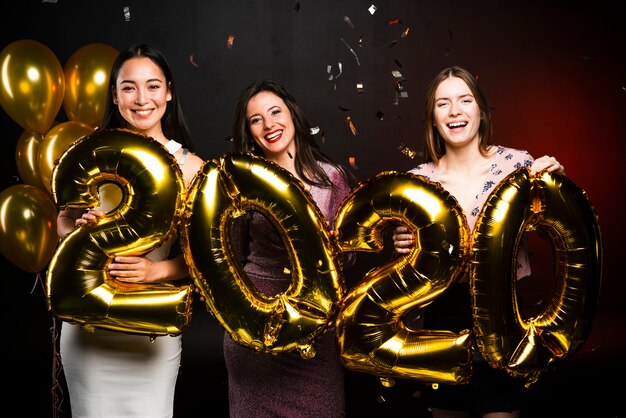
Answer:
[327,166,357,272]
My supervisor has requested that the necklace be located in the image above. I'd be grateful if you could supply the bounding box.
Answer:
[164,139,182,155]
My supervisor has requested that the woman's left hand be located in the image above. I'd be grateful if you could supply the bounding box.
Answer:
[530,155,565,175]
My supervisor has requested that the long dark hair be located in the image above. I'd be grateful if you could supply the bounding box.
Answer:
[231,79,357,188]
[100,43,194,151]
[423,66,493,164]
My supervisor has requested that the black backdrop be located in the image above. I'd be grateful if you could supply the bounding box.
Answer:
[3,1,625,417]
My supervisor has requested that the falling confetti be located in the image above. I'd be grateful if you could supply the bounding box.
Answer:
[343,16,356,29]
[42,0,58,3]
[327,62,343,82]
[340,38,360,66]
[356,83,364,93]
[391,70,403,79]
[380,377,395,387]
[310,126,320,135]
[368,4,377,15]
[348,157,358,170]
[388,19,401,25]
[189,54,200,68]
[123,6,131,21]
[398,143,418,159]
[338,105,351,112]
[227,35,235,49]
[394,59,402,68]
[376,111,384,120]
[346,116,358,136]
[401,27,410,38]
[388,40,398,48]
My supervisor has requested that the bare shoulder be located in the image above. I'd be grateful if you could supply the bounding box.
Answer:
[181,152,205,183]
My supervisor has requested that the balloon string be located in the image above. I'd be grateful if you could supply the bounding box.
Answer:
[50,317,65,417]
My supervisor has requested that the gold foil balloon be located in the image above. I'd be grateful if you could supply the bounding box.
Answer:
[63,43,119,128]
[334,171,473,384]
[470,168,602,387]
[38,120,94,194]
[15,129,47,191]
[0,184,58,272]
[0,39,64,134]
[46,128,192,336]
[181,153,344,356]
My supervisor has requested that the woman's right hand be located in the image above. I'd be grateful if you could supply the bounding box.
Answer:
[392,225,414,254]
[75,209,105,226]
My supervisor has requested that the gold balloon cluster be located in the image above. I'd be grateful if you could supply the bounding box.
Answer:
[0,40,118,273]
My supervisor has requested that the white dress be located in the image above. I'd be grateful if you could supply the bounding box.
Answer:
[60,140,186,418]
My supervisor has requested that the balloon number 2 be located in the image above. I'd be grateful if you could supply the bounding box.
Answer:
[46,129,193,336]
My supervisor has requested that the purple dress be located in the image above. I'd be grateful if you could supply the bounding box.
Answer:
[224,161,353,418]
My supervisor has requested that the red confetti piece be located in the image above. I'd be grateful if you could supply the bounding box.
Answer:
[227,35,235,49]
[348,157,359,170]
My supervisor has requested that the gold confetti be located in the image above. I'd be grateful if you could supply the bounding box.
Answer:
[398,143,417,159]
[401,27,410,38]
[348,157,358,170]
[356,83,364,93]
[346,116,357,136]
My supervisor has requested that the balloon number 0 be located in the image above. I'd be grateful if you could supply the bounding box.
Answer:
[46,129,193,336]
[46,134,602,386]
[181,153,344,358]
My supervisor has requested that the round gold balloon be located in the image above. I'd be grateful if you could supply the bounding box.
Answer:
[182,153,344,356]
[333,171,473,384]
[39,120,94,194]
[15,129,47,191]
[46,128,192,336]
[470,168,602,387]
[0,39,65,134]
[63,43,119,128]
[0,184,58,273]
